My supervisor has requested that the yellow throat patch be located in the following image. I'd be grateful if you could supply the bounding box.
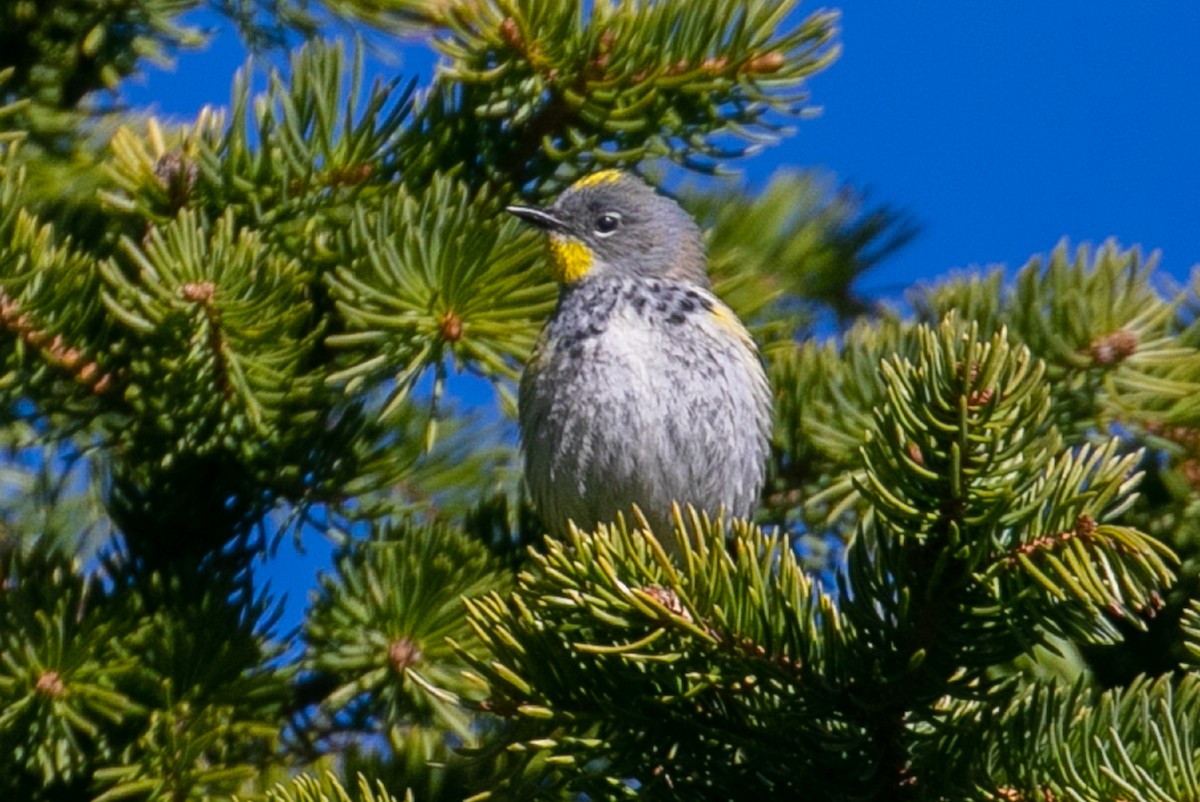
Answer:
[541,170,624,283]
[547,233,593,283]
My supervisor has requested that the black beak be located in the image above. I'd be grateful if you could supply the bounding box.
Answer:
[506,204,565,231]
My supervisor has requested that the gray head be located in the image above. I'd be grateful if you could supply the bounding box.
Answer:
[507,171,709,288]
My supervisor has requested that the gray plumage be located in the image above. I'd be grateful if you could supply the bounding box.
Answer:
[509,171,772,542]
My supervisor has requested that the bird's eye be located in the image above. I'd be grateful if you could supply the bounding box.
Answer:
[594,212,622,236]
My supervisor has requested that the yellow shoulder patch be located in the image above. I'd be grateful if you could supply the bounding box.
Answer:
[571,169,625,190]
[709,301,758,352]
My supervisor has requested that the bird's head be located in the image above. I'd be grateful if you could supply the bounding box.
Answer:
[507,170,709,287]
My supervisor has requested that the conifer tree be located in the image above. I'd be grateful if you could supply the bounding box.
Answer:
[1,2,1197,801]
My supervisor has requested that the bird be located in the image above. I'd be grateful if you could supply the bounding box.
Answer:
[507,170,772,548]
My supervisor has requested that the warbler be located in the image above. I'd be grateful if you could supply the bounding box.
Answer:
[508,170,772,545]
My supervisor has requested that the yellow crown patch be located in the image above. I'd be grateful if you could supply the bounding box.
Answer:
[571,169,624,191]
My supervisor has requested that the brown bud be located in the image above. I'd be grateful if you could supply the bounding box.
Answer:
[642,584,691,622]
[327,164,373,187]
[154,151,198,209]
[746,51,785,74]
[1089,330,1138,365]
[35,670,65,699]
[58,347,82,369]
[439,310,463,342]
[181,282,216,303]
[967,387,995,407]
[499,17,522,50]
[662,59,690,77]
[388,637,422,673]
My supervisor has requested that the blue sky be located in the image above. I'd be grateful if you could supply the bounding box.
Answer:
[119,3,1200,628]
[801,3,1200,294]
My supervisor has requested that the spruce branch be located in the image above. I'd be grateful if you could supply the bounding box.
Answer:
[0,0,204,148]
[1181,598,1200,666]
[315,0,457,34]
[240,771,410,802]
[91,700,280,802]
[104,41,415,252]
[830,317,1176,799]
[844,319,1174,669]
[6,0,1200,798]
[0,67,28,142]
[461,317,1177,800]
[0,421,114,558]
[0,287,115,395]
[0,146,119,406]
[101,208,321,426]
[688,171,917,340]
[980,442,1174,633]
[913,241,1200,436]
[459,510,855,800]
[304,520,510,732]
[86,554,290,802]
[211,0,322,51]
[103,113,217,226]
[977,675,1200,802]
[300,520,511,794]
[0,551,138,797]
[325,173,551,420]
[768,242,1200,545]
[766,314,923,531]
[400,0,839,187]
